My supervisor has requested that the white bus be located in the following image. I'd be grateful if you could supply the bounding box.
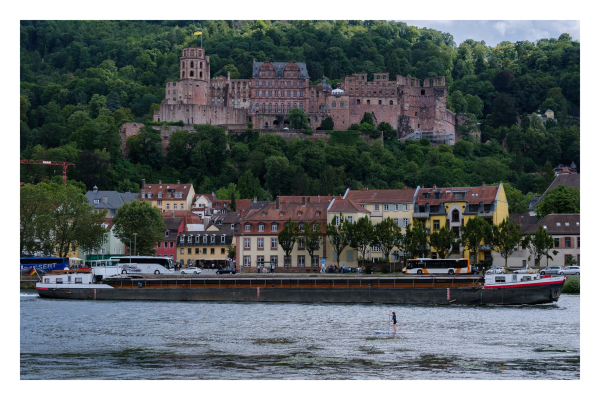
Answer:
[403,258,472,275]
[109,256,175,275]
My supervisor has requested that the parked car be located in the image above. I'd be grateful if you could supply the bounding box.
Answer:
[559,266,580,276]
[180,267,202,274]
[486,267,505,274]
[216,267,236,275]
[539,266,564,275]
[513,266,538,274]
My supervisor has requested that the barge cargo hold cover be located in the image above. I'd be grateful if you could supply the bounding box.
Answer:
[36,275,566,305]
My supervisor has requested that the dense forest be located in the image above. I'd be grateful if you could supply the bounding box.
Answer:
[19,20,580,214]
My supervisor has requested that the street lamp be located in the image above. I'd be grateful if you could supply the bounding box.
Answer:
[133,233,138,256]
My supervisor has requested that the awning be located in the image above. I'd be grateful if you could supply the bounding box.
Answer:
[70,257,83,261]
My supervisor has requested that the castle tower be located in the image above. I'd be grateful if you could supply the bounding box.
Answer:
[180,47,209,81]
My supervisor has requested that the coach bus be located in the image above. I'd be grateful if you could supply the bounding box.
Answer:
[403,258,472,275]
[109,256,175,275]
[20,257,70,273]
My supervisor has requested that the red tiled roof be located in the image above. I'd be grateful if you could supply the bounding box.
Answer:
[328,199,370,213]
[139,183,193,201]
[236,199,252,212]
[241,202,328,234]
[547,174,580,192]
[162,210,202,225]
[102,218,114,231]
[345,188,416,203]
[415,186,499,206]
[523,214,580,235]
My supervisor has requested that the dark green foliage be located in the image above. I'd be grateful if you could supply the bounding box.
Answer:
[20,21,579,202]
[562,276,580,294]
[320,116,334,131]
[535,184,580,218]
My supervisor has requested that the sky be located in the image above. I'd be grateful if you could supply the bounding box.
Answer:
[399,20,580,47]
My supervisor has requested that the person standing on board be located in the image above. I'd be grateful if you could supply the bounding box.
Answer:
[389,312,397,332]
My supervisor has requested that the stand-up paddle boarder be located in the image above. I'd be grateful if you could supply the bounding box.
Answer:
[389,312,397,332]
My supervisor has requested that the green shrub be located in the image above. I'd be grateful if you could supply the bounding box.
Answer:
[364,265,373,274]
[562,276,580,294]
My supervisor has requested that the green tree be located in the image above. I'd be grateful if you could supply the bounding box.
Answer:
[278,218,299,268]
[237,170,264,200]
[360,112,373,126]
[429,226,455,259]
[460,216,492,266]
[20,183,57,256]
[126,125,163,170]
[112,200,167,256]
[230,189,237,212]
[326,213,350,267]
[347,215,375,269]
[227,243,236,260]
[287,106,310,130]
[490,217,523,269]
[400,221,430,259]
[564,255,577,266]
[542,161,555,191]
[302,221,324,270]
[450,90,467,113]
[522,225,558,268]
[373,217,401,271]
[320,116,334,130]
[215,183,239,200]
[535,184,580,218]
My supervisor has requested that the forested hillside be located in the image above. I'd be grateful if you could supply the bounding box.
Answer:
[19,20,580,213]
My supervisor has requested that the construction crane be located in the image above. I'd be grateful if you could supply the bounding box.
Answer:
[20,160,75,186]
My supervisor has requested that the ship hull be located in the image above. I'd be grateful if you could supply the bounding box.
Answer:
[36,277,565,305]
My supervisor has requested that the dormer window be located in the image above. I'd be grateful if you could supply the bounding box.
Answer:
[245,224,251,232]
[258,224,265,232]
[299,223,304,232]
[298,212,302,216]
[454,192,465,200]
[196,235,200,243]
[280,212,284,216]
[218,220,222,225]
[272,223,278,232]
[565,222,570,226]
[94,199,100,204]
[165,230,169,237]
[211,235,215,244]
[434,192,441,199]
[158,192,162,198]
[557,222,561,227]
[187,236,192,243]
[203,235,207,243]
[142,193,146,198]
[231,224,235,230]
[316,211,320,216]
[221,235,226,244]
[180,235,185,243]
[422,193,429,199]
[148,193,152,198]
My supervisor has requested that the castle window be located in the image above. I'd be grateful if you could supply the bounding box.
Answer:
[275,104,278,112]
[190,70,194,77]
[190,61,194,68]
[181,72,185,78]
[415,112,418,116]
[421,90,425,95]
[390,100,393,105]
[418,124,420,128]
[357,99,360,104]
[311,92,314,97]
[332,101,336,108]
[367,100,370,105]
[378,100,382,105]
[268,104,272,112]
[300,103,304,110]
[340,102,345,107]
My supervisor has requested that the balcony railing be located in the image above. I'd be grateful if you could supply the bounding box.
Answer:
[413,212,430,218]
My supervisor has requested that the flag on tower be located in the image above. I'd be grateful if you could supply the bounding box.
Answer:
[194,30,202,36]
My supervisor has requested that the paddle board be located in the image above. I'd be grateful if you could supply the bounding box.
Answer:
[373,330,412,334]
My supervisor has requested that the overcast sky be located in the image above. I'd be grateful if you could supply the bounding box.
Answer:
[399,20,580,47]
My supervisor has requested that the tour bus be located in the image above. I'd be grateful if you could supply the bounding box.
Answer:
[403,258,472,275]
[109,256,175,275]
[20,257,70,273]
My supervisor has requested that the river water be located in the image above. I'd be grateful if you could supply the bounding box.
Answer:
[20,290,580,379]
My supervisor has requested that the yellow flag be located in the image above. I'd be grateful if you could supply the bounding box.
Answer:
[194,30,202,36]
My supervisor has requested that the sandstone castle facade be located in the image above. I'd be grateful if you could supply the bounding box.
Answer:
[147,47,456,144]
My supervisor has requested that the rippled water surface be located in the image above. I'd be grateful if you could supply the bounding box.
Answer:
[20,290,579,379]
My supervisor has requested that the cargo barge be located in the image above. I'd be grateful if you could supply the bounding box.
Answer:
[35,269,566,305]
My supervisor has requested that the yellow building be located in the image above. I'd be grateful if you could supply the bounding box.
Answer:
[412,183,508,263]
[343,188,416,263]
[139,179,195,213]
[325,198,371,267]
[177,224,233,268]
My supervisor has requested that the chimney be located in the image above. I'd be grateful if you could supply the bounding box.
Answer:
[239,210,243,219]
[433,184,437,190]
[482,182,486,188]
[362,187,366,191]
[93,185,98,193]
[159,180,162,184]
[227,71,231,80]
[141,179,145,189]
[404,186,407,190]
[276,197,280,210]
[254,196,257,203]
[177,180,180,185]
[519,215,522,223]
[302,197,306,207]
[212,192,216,200]
[103,196,107,204]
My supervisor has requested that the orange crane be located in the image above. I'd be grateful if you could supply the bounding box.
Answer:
[20,160,75,186]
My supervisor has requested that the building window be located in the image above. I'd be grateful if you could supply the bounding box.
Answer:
[384,204,389,211]
[433,220,440,230]
[203,236,207,244]
[203,248,207,254]
[221,235,225,244]
[244,238,251,249]
[298,255,305,267]
[271,256,278,268]
[257,238,264,249]
[394,204,399,211]
[166,204,170,210]
[298,238,305,249]
[554,238,560,248]
[244,256,251,268]
[271,238,278,249]
[210,248,214,254]
[346,216,354,223]
[231,224,235,230]
[374,205,380,211]
[258,224,265,232]
[577,237,580,248]
[452,227,460,237]
[245,224,251,232]
[394,218,399,226]
[565,237,571,248]
[195,248,199,254]
[371,245,382,253]
[271,224,278,232]
[452,210,460,222]
[211,236,215,244]
[187,248,192,254]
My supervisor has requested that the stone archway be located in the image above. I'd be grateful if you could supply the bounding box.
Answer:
[273,120,280,126]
